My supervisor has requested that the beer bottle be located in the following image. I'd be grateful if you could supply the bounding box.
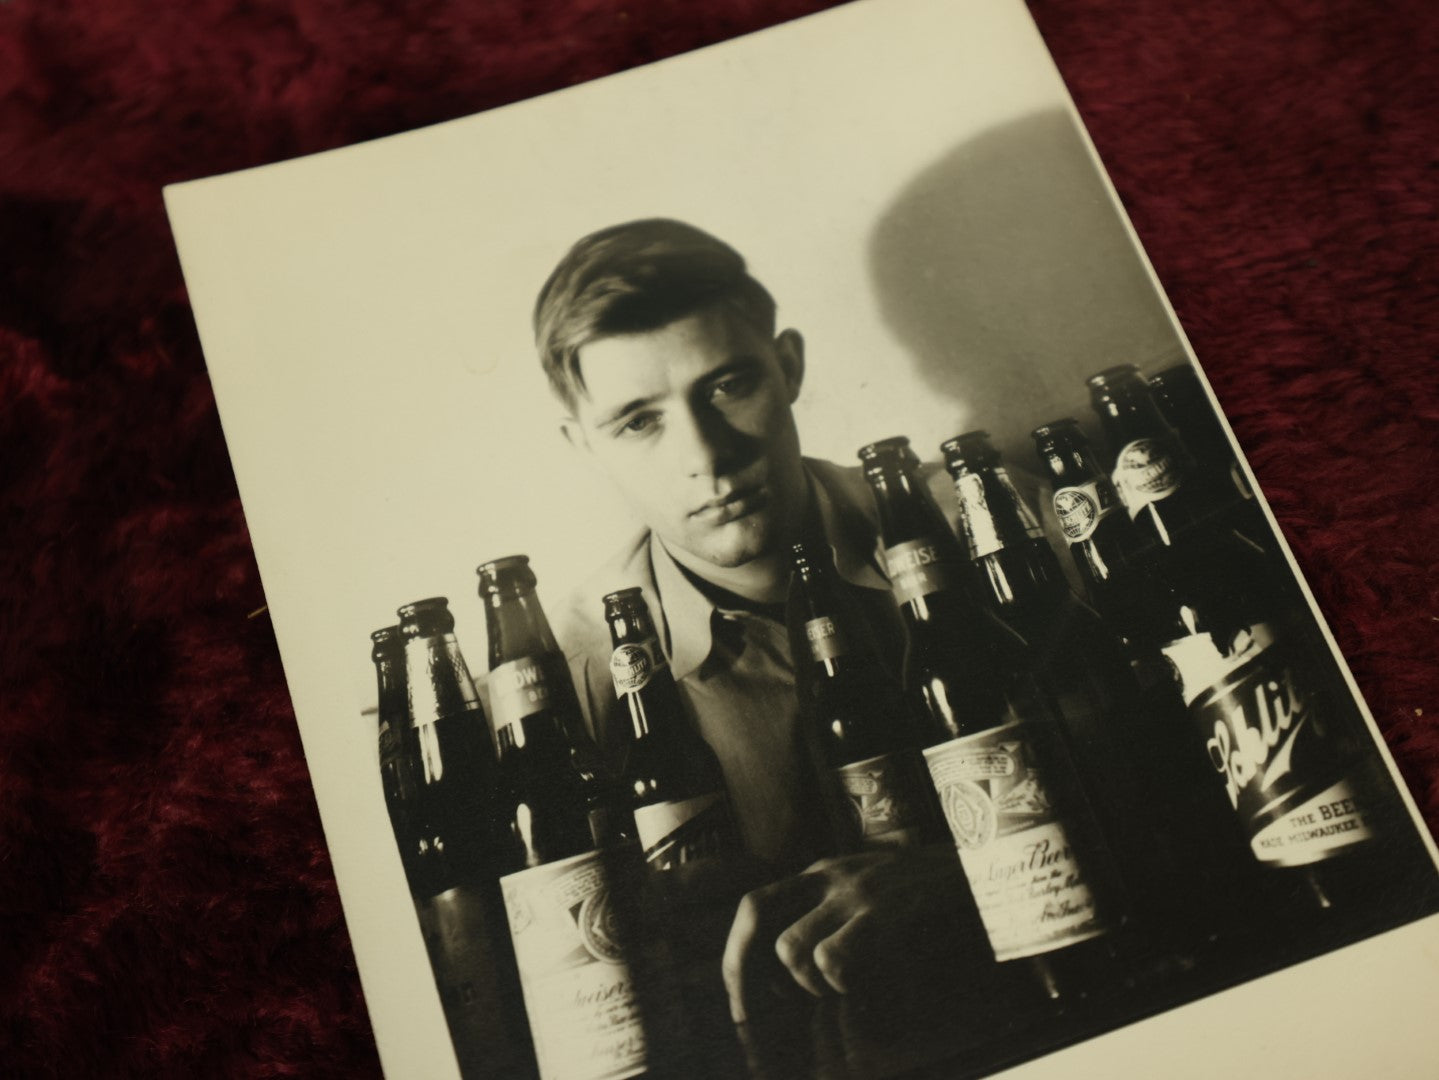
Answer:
[477,556,656,1080]
[1087,364,1216,548]
[1029,420,1145,633]
[388,599,533,1080]
[1085,375,1404,921]
[786,540,941,849]
[858,437,1118,1005]
[938,431,1074,646]
[1148,362,1273,555]
[604,587,741,869]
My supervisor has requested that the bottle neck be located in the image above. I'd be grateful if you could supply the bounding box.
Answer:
[485,588,560,668]
[402,633,482,725]
[374,654,408,727]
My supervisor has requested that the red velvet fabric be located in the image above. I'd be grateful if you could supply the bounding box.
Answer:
[1,1,1435,1076]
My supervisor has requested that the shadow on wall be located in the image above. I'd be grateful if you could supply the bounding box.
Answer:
[868,107,1185,464]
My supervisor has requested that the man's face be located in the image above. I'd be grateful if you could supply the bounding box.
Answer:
[564,305,808,570]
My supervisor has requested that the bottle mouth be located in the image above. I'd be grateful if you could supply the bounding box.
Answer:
[940,430,997,471]
[1085,364,1144,391]
[857,435,918,477]
[1030,417,1080,442]
[395,597,453,638]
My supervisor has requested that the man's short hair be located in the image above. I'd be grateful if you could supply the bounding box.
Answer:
[533,219,778,411]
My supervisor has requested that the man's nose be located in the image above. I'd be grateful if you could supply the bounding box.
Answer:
[673,401,741,478]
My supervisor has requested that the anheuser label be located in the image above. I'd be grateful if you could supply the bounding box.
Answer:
[923,722,1107,961]
[1162,622,1376,868]
[1111,438,1180,517]
[883,539,964,607]
[501,850,648,1080]
[1052,480,1119,543]
[489,654,555,732]
[634,793,731,869]
[835,750,931,847]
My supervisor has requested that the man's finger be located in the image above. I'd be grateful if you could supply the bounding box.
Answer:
[721,876,826,1023]
[774,901,848,998]
[812,910,878,995]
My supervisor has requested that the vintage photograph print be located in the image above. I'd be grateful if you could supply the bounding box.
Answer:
[165,0,1439,1077]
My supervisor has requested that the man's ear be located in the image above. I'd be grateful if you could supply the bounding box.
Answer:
[774,328,805,404]
[559,415,589,453]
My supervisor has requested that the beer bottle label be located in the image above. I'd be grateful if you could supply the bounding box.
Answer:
[1053,480,1120,542]
[954,469,1043,560]
[609,639,667,695]
[1111,438,1181,517]
[633,792,733,869]
[1161,623,1376,868]
[834,750,931,847]
[404,633,482,725]
[803,615,851,663]
[501,850,648,1080]
[883,538,964,606]
[923,722,1108,962]
[489,654,555,732]
[377,719,401,765]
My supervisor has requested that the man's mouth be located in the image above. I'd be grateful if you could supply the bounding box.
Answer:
[691,486,769,525]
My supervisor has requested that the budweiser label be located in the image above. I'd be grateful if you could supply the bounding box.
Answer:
[489,655,554,733]
[1053,480,1119,542]
[1162,622,1376,868]
[1111,438,1180,516]
[634,792,732,869]
[501,851,648,1080]
[884,539,963,606]
[923,722,1107,961]
[610,639,666,695]
[835,750,931,847]
[804,615,850,663]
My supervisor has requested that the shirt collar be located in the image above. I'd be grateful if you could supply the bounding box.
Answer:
[649,458,891,682]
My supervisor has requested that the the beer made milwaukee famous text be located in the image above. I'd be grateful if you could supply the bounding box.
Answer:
[859,438,1111,973]
[478,556,650,1080]
[787,540,938,849]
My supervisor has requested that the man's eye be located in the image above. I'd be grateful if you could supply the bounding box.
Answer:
[618,413,658,437]
[710,373,755,400]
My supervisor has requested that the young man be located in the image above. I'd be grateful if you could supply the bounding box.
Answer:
[534,218,984,1022]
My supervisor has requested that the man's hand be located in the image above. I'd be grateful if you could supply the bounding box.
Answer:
[720,845,985,1022]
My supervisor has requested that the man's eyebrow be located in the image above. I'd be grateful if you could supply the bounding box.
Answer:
[698,356,763,387]
[594,394,662,429]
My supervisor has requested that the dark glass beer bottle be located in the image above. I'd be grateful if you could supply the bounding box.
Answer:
[476,556,655,1080]
[604,587,741,869]
[1029,420,1144,632]
[1148,362,1273,555]
[939,431,1073,646]
[786,540,941,849]
[387,599,533,1080]
[1087,365,1215,548]
[858,437,1118,1004]
[1085,376,1404,921]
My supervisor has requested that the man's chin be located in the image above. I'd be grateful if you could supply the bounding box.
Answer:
[683,518,782,570]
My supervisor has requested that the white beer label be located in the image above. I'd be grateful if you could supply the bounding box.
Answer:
[1249,777,1374,866]
[609,639,667,695]
[804,615,850,663]
[1052,480,1119,542]
[488,655,553,733]
[883,538,963,606]
[923,723,1107,961]
[1111,438,1180,517]
[835,750,931,847]
[1162,622,1378,869]
[954,469,1043,560]
[633,792,730,868]
[501,851,647,1080]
